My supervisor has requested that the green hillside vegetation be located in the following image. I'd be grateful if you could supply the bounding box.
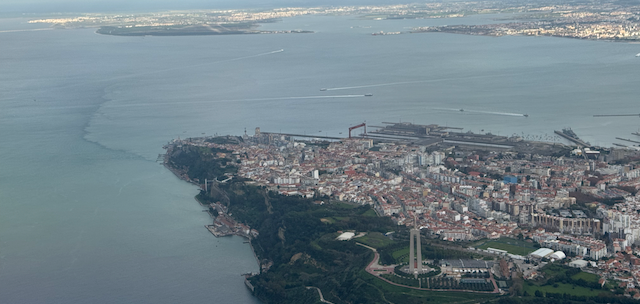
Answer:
[201,180,402,303]
[166,144,237,181]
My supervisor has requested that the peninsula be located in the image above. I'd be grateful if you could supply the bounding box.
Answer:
[95,23,312,36]
[164,122,640,303]
[28,0,640,41]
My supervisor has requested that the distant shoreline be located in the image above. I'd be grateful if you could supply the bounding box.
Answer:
[96,24,313,36]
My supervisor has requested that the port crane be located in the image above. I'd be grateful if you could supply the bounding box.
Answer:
[348,123,366,139]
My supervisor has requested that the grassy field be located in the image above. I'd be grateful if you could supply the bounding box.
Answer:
[320,217,335,224]
[361,208,378,217]
[571,271,599,282]
[334,202,357,209]
[523,282,605,297]
[320,216,350,224]
[475,237,536,256]
[357,232,394,249]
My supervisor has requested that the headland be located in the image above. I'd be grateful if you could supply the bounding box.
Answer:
[163,121,640,304]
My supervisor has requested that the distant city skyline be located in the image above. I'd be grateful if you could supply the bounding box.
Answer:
[1,0,405,14]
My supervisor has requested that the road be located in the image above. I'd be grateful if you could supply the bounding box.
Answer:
[306,286,334,304]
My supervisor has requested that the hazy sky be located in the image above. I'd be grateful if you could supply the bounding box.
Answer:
[1,0,406,14]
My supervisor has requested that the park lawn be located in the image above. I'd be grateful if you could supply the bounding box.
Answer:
[360,270,500,304]
[476,237,536,256]
[524,282,606,297]
[392,247,410,263]
[541,264,571,278]
[361,208,378,217]
[334,202,357,209]
[357,232,394,249]
[571,271,599,282]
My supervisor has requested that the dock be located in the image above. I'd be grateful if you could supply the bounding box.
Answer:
[261,132,343,140]
[554,130,589,147]
[615,137,640,144]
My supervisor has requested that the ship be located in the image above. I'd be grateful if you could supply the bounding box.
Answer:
[364,93,373,97]
[636,53,640,57]
[523,114,529,117]
[320,88,327,91]
[459,109,464,112]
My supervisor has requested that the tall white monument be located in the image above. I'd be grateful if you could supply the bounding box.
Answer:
[409,227,422,277]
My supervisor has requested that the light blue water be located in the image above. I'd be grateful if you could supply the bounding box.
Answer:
[1,13,639,303]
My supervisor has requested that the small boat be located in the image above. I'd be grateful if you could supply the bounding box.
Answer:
[364,93,373,97]
[523,114,529,117]
[320,88,327,91]
[636,53,640,57]
[459,109,464,112]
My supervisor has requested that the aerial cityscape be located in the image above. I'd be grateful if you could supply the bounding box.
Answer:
[164,120,640,303]
[3,0,640,303]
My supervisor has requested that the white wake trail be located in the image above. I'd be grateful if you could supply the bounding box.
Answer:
[433,108,525,117]
[323,73,524,91]
[0,28,53,33]
[104,49,285,82]
[104,94,365,108]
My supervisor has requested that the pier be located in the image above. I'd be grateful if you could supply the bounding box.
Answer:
[261,132,343,140]
[615,137,640,144]
[554,130,588,147]
[256,121,569,156]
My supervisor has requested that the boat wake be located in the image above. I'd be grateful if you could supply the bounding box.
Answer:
[434,108,526,117]
[0,28,53,33]
[105,94,365,108]
[321,73,525,91]
[108,49,285,82]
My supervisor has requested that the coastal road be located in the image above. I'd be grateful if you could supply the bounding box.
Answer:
[306,286,334,304]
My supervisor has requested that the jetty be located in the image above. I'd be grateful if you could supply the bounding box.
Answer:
[616,137,640,144]
[554,129,589,147]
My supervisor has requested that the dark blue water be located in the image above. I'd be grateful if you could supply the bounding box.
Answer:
[1,13,639,303]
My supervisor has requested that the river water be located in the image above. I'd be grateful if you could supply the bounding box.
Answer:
[0,13,638,303]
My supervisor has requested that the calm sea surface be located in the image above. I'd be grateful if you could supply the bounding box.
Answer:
[0,13,639,303]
